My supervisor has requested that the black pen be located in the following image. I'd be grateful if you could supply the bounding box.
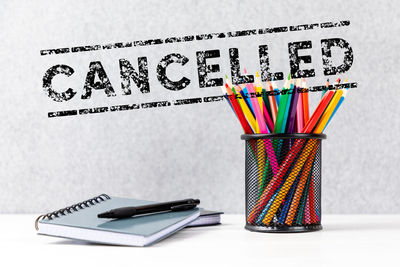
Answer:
[97,198,200,219]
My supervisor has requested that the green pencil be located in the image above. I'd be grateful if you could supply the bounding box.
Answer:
[273,77,291,133]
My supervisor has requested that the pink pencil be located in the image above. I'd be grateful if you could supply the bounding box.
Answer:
[248,82,279,174]
[296,82,305,132]
[247,82,268,134]
[262,103,275,132]
[244,70,278,175]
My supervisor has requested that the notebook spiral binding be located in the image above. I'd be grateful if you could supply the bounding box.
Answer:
[34,193,111,230]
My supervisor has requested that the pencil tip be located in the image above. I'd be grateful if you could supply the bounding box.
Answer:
[243,68,247,74]
[225,74,228,79]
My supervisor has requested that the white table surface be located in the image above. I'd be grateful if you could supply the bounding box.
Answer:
[1,214,399,267]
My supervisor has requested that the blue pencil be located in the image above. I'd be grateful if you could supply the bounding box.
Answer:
[271,80,281,106]
[256,191,279,224]
[278,176,299,224]
[221,86,236,116]
[274,89,280,106]
[240,87,255,118]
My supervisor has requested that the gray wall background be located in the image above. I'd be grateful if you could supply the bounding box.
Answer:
[0,0,398,213]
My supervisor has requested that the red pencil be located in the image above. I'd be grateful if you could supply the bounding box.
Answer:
[309,175,318,223]
[225,84,253,134]
[262,104,274,132]
[302,90,335,133]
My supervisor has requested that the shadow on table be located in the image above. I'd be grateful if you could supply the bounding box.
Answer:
[49,225,220,247]
[50,239,126,247]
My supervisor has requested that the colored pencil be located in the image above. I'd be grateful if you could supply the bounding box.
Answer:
[285,144,318,225]
[271,80,281,106]
[256,192,278,224]
[266,81,278,123]
[286,79,301,133]
[255,75,274,132]
[221,86,235,116]
[262,102,275,133]
[278,177,299,224]
[296,79,305,132]
[302,90,335,133]
[238,86,255,118]
[246,73,279,177]
[247,82,268,133]
[273,78,291,133]
[223,74,350,227]
[254,73,265,120]
[302,78,310,124]
[313,90,343,134]
[232,86,257,132]
[323,82,349,132]
[309,175,317,223]
[304,195,311,224]
[225,84,253,134]
[281,77,293,133]
[262,88,274,122]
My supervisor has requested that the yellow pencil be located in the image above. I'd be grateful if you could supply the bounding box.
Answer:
[234,86,257,133]
[252,72,267,191]
[225,75,259,133]
[313,89,344,133]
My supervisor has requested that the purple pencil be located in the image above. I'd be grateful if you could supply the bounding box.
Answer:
[286,79,301,133]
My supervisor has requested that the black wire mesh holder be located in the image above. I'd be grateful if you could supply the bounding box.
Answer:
[241,133,326,233]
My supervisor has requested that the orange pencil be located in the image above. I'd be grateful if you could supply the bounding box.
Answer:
[302,90,335,134]
[302,78,310,125]
[285,143,318,225]
[296,80,304,132]
[313,89,343,133]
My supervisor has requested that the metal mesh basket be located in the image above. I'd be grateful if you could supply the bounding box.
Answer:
[241,133,326,233]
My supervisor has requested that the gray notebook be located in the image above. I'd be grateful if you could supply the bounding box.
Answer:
[35,194,200,246]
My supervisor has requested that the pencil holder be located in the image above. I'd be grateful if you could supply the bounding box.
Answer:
[241,133,326,233]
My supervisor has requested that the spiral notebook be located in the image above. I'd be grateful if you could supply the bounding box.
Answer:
[35,194,200,246]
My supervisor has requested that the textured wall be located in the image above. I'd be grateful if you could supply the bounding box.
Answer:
[0,0,398,213]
